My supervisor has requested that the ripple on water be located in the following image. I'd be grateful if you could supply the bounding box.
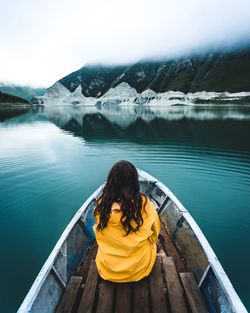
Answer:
[0,116,250,312]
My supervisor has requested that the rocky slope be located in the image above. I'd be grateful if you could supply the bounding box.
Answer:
[61,46,250,94]
[41,44,250,105]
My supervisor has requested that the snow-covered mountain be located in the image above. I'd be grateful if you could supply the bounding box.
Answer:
[40,44,250,106]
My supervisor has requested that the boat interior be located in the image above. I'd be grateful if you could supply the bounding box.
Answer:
[55,218,209,313]
[18,172,246,313]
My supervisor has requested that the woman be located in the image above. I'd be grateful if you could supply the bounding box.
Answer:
[93,160,160,282]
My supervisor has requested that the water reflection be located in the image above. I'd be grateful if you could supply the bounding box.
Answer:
[43,104,250,126]
[40,105,250,152]
[2,105,250,150]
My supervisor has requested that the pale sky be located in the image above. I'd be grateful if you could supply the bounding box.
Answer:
[1,0,250,87]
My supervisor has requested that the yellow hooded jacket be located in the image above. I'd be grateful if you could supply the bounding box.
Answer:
[93,195,160,282]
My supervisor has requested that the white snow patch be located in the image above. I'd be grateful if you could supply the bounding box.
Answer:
[45,82,71,98]
[41,82,96,106]
[101,82,138,99]
[40,81,250,107]
[141,89,157,97]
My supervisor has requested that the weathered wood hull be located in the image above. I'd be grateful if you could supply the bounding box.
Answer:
[17,169,247,313]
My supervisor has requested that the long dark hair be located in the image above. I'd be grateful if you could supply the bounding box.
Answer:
[94,160,147,235]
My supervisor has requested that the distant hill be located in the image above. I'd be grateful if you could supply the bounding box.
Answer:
[0,83,46,101]
[0,91,29,104]
[55,44,250,98]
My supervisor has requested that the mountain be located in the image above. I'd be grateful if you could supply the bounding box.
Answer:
[0,91,29,104]
[57,45,250,98]
[0,83,46,101]
[0,91,30,120]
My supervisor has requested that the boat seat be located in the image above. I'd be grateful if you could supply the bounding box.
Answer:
[180,272,209,313]
[55,276,83,313]
[56,256,209,313]
[77,260,99,313]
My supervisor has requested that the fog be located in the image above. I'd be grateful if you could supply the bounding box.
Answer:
[1,0,250,87]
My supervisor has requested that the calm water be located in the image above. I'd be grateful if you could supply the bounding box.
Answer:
[0,105,250,312]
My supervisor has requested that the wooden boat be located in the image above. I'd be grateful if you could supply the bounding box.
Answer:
[17,169,247,313]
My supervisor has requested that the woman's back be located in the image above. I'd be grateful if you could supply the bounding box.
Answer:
[93,194,160,282]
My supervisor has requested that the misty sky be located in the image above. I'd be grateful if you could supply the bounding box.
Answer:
[1,0,250,87]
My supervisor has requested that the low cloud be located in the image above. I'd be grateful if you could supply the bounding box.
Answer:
[1,0,250,86]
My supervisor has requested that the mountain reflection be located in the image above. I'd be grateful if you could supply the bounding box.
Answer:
[1,105,250,150]
[41,105,250,151]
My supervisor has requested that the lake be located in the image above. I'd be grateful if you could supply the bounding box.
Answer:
[0,104,250,312]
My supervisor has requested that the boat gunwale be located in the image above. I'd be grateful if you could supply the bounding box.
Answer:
[138,169,247,313]
[17,169,247,313]
[17,184,104,313]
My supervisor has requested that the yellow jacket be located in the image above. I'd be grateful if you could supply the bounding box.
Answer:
[93,195,160,282]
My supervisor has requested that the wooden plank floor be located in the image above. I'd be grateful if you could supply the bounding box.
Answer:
[56,220,209,313]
